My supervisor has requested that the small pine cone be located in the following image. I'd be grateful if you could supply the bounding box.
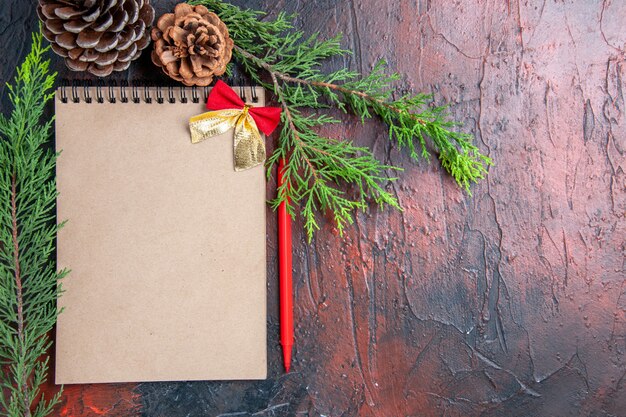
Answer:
[37,0,155,77]
[151,3,233,86]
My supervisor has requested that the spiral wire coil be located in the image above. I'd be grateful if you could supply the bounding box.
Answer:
[58,79,259,104]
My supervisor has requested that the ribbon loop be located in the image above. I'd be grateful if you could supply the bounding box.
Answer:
[189,81,281,171]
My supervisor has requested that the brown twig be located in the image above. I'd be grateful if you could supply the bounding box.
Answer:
[233,45,427,126]
[267,69,321,182]
[11,172,31,417]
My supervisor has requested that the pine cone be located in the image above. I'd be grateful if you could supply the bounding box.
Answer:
[151,3,233,86]
[37,0,155,77]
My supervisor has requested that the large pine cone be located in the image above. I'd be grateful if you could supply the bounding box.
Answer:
[37,0,155,77]
[151,3,233,86]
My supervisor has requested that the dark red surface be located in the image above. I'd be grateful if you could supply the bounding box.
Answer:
[55,385,141,416]
[2,0,625,416]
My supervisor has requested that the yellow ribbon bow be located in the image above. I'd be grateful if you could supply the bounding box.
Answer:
[189,105,266,171]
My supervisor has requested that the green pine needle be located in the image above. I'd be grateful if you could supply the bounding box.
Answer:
[0,31,66,417]
[192,0,492,241]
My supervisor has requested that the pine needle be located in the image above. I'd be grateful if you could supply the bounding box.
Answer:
[0,31,66,417]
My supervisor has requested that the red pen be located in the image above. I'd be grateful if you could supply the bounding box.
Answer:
[278,158,293,372]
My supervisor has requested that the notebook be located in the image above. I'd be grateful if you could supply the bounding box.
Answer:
[54,84,267,384]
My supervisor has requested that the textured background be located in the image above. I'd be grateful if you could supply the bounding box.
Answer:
[2,0,625,416]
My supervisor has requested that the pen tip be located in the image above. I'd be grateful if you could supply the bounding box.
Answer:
[283,346,292,373]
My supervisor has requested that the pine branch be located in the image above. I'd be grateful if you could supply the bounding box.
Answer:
[0,31,65,417]
[234,45,490,191]
[192,0,491,240]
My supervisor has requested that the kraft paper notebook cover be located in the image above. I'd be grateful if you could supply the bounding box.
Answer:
[54,86,267,384]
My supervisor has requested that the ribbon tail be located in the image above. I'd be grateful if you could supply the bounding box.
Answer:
[233,115,266,171]
[189,110,240,143]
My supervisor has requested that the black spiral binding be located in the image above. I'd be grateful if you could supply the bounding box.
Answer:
[96,79,104,103]
[58,79,260,104]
